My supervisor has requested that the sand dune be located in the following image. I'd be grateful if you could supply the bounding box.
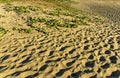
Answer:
[0,0,120,78]
[72,0,120,25]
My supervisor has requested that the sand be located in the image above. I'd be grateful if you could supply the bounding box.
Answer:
[72,0,120,25]
[0,0,120,78]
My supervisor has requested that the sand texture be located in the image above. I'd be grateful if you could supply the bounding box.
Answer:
[0,0,120,78]
[72,0,120,25]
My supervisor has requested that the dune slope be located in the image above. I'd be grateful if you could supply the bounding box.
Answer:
[0,0,120,78]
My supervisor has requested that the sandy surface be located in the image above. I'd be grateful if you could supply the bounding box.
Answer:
[0,1,120,78]
[72,0,120,25]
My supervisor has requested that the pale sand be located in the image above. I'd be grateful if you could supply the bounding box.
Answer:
[0,0,120,78]
[72,0,120,25]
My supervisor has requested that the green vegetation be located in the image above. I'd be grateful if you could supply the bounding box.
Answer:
[0,14,2,18]
[0,0,71,3]
[27,17,49,34]
[35,27,48,34]
[14,6,30,14]
[0,27,8,36]
[18,28,32,33]
[27,17,47,28]
[43,10,60,16]
[0,0,14,3]
[0,0,103,35]
[12,27,32,33]
[42,8,76,17]
[27,16,79,28]
[62,21,78,28]
[26,11,94,34]
[45,0,71,2]
[46,19,60,27]
[5,5,38,14]
[41,7,94,27]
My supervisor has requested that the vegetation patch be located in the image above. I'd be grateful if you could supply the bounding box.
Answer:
[35,27,48,34]
[42,8,76,17]
[12,27,32,33]
[0,0,14,3]
[43,10,60,16]
[62,22,78,28]
[4,4,38,14]
[45,0,70,2]
[41,7,96,26]
[26,13,96,34]
[0,14,3,18]
[27,16,79,28]
[46,19,60,27]
[1,0,103,35]
[0,27,8,36]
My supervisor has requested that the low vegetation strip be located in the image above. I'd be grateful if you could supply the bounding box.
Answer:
[0,0,103,36]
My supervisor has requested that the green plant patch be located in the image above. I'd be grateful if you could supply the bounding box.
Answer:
[0,14,2,18]
[27,17,47,28]
[4,5,38,14]
[62,23,78,28]
[28,17,38,23]
[27,17,38,28]
[14,6,30,14]
[62,12,74,16]
[46,19,60,27]
[43,10,60,16]
[28,6,38,11]
[27,17,79,28]
[4,3,13,11]
[35,27,48,34]
[61,19,77,28]
[27,16,91,29]
[16,28,32,33]
[0,27,8,36]
[0,0,13,3]
[38,18,47,23]
[45,0,71,2]
[43,9,76,17]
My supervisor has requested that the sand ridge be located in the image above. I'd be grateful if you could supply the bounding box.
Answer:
[0,1,120,78]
